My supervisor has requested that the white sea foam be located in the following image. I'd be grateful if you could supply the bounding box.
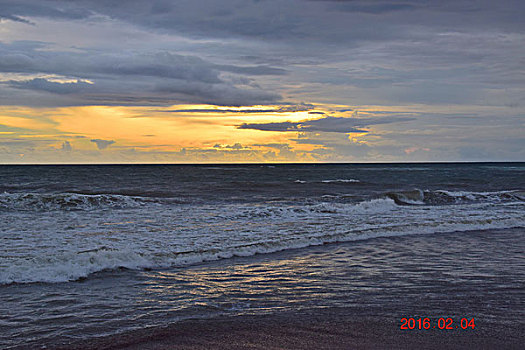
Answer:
[294,179,360,184]
[1,195,523,285]
[308,198,398,214]
[387,189,525,205]
[0,192,155,211]
[435,190,525,201]
[1,247,153,284]
[321,179,360,183]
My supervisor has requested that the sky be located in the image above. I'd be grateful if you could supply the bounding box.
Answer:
[0,0,524,163]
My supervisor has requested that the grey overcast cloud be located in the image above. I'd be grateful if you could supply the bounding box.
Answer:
[0,0,524,162]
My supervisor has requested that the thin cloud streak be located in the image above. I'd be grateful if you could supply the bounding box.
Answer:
[237,116,413,133]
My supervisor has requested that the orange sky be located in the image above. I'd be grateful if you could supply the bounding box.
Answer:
[0,104,361,163]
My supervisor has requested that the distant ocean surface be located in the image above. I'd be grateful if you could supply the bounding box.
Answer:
[1,163,524,348]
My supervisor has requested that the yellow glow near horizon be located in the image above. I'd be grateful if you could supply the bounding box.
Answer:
[0,103,373,162]
[1,104,325,145]
[48,105,308,150]
[0,115,55,130]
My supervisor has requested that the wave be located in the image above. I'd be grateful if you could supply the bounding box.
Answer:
[2,195,523,285]
[241,198,397,218]
[386,189,525,205]
[67,189,180,198]
[2,188,522,211]
[2,218,522,285]
[0,247,152,284]
[321,179,360,183]
[1,187,524,285]
[0,192,158,211]
[294,179,361,184]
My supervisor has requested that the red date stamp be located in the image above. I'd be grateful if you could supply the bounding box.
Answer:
[400,317,475,330]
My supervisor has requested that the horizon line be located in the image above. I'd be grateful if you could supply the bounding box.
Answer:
[1,161,524,166]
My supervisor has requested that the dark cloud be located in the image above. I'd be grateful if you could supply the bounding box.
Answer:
[0,0,93,21]
[213,143,246,149]
[328,2,417,14]
[7,78,93,94]
[163,104,313,114]
[96,53,222,83]
[90,139,115,150]
[1,1,523,52]
[164,108,279,113]
[2,0,522,43]
[0,45,284,82]
[154,81,279,106]
[0,42,283,106]
[237,116,412,133]
[225,143,244,150]
[0,13,33,24]
[215,64,287,76]
[1,1,524,108]
[237,121,299,132]
[252,143,292,150]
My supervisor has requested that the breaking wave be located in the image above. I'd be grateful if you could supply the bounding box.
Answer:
[386,189,525,205]
[2,193,523,285]
[1,188,523,212]
[294,179,361,184]
[321,179,361,183]
[0,192,157,211]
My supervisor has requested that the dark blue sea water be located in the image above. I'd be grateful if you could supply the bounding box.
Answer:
[0,163,524,348]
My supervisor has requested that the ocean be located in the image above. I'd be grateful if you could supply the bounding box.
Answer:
[1,163,524,348]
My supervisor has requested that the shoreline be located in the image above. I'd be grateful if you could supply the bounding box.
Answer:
[6,228,525,349]
[57,308,523,350]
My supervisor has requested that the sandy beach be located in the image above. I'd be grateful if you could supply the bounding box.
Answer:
[61,309,523,350]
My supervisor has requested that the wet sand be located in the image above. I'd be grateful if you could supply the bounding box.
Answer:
[51,229,525,350]
[61,308,523,350]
